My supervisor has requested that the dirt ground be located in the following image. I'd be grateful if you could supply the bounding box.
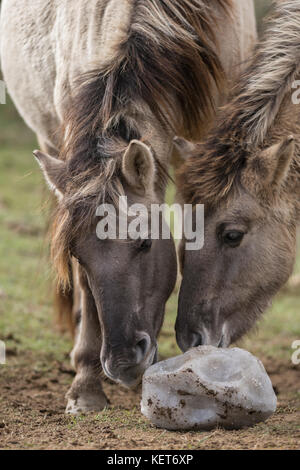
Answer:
[0,343,299,450]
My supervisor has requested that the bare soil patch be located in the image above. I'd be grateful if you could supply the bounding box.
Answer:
[0,348,299,450]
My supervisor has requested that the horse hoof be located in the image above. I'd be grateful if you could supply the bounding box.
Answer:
[65,393,108,415]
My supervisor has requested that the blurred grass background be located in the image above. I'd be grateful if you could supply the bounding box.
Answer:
[255,0,273,31]
[0,0,299,365]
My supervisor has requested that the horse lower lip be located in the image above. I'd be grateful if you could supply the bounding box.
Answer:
[102,345,157,386]
[102,362,116,382]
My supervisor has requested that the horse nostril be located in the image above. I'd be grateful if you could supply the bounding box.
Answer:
[218,335,225,348]
[191,332,203,348]
[135,334,151,363]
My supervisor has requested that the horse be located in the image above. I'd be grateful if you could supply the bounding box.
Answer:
[0,0,256,413]
[175,0,300,351]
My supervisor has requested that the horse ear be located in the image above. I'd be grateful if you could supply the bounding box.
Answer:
[122,140,156,194]
[260,136,295,188]
[173,136,198,161]
[33,150,67,200]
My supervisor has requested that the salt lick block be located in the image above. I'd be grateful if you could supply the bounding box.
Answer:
[141,346,277,431]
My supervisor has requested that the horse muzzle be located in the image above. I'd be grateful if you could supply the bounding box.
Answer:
[101,335,158,388]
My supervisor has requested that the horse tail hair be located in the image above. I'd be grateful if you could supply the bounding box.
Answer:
[54,263,75,337]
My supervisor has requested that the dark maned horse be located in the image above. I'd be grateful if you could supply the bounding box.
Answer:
[176,0,300,351]
[0,0,256,413]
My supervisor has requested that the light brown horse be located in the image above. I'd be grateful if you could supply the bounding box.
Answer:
[176,0,300,351]
[0,0,256,413]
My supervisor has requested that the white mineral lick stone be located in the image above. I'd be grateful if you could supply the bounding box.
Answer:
[141,346,277,430]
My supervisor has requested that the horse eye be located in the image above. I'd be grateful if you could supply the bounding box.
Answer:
[223,231,244,247]
[139,239,152,251]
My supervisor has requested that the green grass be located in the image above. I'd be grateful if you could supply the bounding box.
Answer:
[0,99,71,360]
[255,0,273,31]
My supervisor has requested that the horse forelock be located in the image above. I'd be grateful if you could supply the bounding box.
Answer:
[177,131,247,210]
[51,152,126,287]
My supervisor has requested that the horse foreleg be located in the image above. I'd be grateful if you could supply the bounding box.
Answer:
[65,269,108,415]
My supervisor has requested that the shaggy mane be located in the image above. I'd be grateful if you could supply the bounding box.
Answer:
[178,0,300,207]
[53,0,233,285]
[177,132,248,208]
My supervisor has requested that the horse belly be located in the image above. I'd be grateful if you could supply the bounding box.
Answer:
[0,0,59,148]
